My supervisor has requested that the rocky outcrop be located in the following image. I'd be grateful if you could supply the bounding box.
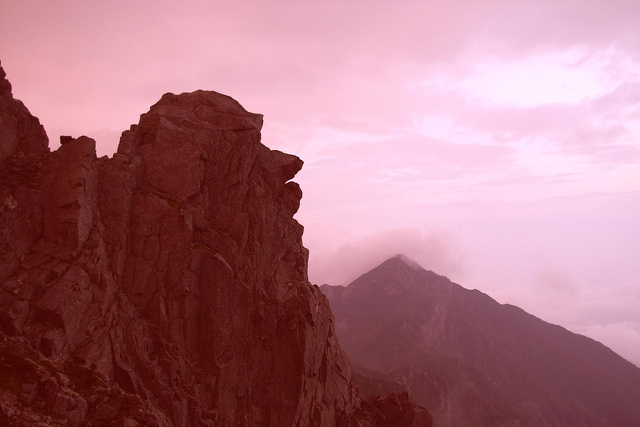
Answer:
[0,63,425,426]
[359,393,433,427]
[0,64,49,283]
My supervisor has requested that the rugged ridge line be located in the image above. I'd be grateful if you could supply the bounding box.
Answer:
[0,63,430,426]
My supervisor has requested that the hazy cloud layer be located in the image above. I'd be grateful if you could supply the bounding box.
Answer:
[2,0,639,365]
[306,227,466,287]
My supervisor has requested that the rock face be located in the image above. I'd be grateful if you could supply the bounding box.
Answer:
[0,64,49,282]
[322,255,640,427]
[0,63,427,426]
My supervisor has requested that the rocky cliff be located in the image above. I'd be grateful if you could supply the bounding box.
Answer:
[0,63,429,426]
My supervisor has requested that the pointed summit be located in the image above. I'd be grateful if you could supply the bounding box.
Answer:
[338,254,453,302]
[392,253,422,270]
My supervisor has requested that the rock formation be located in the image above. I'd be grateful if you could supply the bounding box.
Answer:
[322,255,640,427]
[0,63,428,426]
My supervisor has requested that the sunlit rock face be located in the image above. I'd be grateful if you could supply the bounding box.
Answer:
[322,255,640,427]
[0,63,376,426]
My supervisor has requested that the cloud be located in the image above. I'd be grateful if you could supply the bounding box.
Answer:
[533,266,579,296]
[430,48,620,108]
[306,227,466,286]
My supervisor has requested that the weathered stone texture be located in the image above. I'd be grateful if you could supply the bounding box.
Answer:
[0,62,49,283]
[1,64,422,426]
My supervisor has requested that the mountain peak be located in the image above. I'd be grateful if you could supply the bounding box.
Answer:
[391,254,423,270]
[334,254,453,307]
[323,252,640,427]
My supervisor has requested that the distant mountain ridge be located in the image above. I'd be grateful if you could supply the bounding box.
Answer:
[321,255,640,426]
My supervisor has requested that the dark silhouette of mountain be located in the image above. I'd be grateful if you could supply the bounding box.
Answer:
[0,62,430,426]
[321,254,640,426]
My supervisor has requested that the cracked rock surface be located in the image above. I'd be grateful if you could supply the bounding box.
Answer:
[0,63,431,426]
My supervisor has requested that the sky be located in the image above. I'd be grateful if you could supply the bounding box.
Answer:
[1,0,639,366]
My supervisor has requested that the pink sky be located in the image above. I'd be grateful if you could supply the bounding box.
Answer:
[2,0,639,366]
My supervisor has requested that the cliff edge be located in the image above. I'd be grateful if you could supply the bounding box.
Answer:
[0,63,429,426]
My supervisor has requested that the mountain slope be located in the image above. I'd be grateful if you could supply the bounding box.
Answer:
[322,255,640,426]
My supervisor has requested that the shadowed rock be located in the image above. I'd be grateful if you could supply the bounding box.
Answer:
[0,63,426,426]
